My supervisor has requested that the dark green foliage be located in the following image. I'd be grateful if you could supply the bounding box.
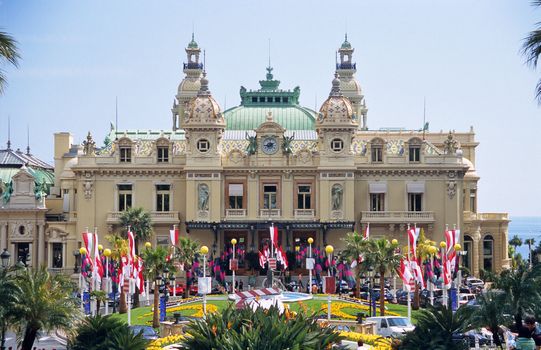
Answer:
[470,291,512,347]
[399,306,474,350]
[69,315,148,350]
[179,305,343,350]
[522,1,541,103]
[0,30,20,94]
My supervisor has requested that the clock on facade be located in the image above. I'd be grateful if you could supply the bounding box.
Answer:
[261,136,278,154]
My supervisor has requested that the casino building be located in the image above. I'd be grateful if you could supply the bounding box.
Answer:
[0,35,510,277]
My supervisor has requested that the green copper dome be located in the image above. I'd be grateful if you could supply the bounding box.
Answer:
[187,33,198,49]
[224,66,316,130]
[341,33,352,49]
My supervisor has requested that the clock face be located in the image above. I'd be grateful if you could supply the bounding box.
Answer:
[261,136,278,155]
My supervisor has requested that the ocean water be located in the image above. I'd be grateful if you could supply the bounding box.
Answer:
[508,216,541,259]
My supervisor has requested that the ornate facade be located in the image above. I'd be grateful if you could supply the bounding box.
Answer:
[2,35,509,277]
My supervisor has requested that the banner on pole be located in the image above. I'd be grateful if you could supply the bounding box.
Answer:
[323,276,336,294]
[198,277,212,295]
[229,259,238,271]
[306,258,315,270]
[268,258,277,270]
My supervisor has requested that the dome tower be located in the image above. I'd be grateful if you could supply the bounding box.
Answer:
[172,33,204,130]
[336,34,368,130]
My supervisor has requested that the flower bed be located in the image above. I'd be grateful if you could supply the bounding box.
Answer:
[140,303,218,321]
[340,331,392,350]
[320,301,400,320]
[146,334,184,350]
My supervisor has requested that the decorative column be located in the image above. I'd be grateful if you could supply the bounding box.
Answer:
[472,228,481,277]
[38,224,45,267]
[0,223,6,251]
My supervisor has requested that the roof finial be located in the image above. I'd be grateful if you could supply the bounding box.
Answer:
[7,115,11,150]
[345,32,348,42]
[115,96,118,140]
[26,124,30,155]
[203,49,206,71]
[268,38,271,69]
[330,72,342,97]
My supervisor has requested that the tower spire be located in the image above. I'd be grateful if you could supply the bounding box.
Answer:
[26,124,30,155]
[7,115,11,150]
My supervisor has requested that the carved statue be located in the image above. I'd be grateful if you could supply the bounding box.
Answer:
[83,180,93,199]
[245,132,257,155]
[331,184,343,210]
[34,179,47,201]
[443,131,460,155]
[82,132,96,156]
[1,180,13,204]
[282,132,295,155]
[198,184,209,211]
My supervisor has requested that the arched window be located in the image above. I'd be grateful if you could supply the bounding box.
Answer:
[463,235,474,272]
[483,235,494,272]
[370,138,385,163]
[407,137,423,163]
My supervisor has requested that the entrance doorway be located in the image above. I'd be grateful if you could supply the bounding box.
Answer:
[224,231,248,271]
[16,242,30,266]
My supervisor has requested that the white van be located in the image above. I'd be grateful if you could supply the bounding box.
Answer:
[365,316,415,338]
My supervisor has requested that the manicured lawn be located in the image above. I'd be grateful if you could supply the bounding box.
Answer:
[109,296,421,326]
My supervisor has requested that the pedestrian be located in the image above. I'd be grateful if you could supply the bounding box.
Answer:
[298,273,304,291]
[239,280,244,291]
[515,316,536,350]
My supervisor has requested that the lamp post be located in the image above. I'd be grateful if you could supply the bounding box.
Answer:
[79,247,88,313]
[367,267,374,318]
[308,237,314,294]
[428,245,438,306]
[73,249,81,273]
[231,238,237,293]
[145,242,152,304]
[391,239,399,304]
[325,245,334,320]
[1,249,10,350]
[103,248,111,315]
[156,275,164,322]
[440,241,448,308]
[200,245,209,318]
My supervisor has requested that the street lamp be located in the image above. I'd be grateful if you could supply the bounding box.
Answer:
[367,267,374,317]
[156,275,164,322]
[231,238,237,293]
[428,245,438,306]
[103,248,111,315]
[325,245,334,320]
[72,249,80,273]
[440,241,448,308]
[391,239,399,303]
[200,245,209,318]
[79,247,88,313]
[308,237,314,294]
[1,249,10,268]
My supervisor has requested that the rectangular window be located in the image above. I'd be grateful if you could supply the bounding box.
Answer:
[252,97,257,103]
[409,145,421,162]
[283,97,289,103]
[297,185,311,209]
[263,184,277,209]
[120,147,132,163]
[52,243,63,268]
[62,189,70,213]
[267,97,273,102]
[157,236,169,247]
[156,184,170,212]
[259,97,265,103]
[470,189,477,213]
[228,184,244,209]
[274,97,281,103]
[118,184,132,211]
[408,193,422,211]
[371,146,383,163]
[370,193,385,211]
[157,146,169,163]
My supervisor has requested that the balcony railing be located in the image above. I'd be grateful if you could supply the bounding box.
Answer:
[360,211,435,223]
[463,212,509,222]
[107,211,180,224]
[225,209,247,219]
[294,209,315,220]
[260,209,281,218]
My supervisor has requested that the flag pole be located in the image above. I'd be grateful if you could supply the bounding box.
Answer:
[407,223,411,322]
[93,227,98,316]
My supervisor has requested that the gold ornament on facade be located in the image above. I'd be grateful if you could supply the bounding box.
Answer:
[82,132,96,156]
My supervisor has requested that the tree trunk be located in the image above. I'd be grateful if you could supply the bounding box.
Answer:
[96,299,101,315]
[119,290,128,314]
[133,286,140,308]
[413,282,420,310]
[356,275,361,298]
[184,267,191,299]
[152,280,160,328]
[380,267,386,316]
[21,326,39,350]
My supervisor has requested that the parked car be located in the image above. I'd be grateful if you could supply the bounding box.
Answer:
[458,293,476,306]
[108,292,120,307]
[466,277,484,289]
[128,325,159,340]
[365,316,415,338]
[168,283,185,295]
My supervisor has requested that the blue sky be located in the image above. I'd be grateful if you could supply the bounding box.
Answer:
[0,1,540,216]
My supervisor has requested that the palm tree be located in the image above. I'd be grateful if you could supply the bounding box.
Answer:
[509,235,523,250]
[341,231,369,297]
[400,306,474,350]
[90,290,108,316]
[470,291,512,348]
[141,245,173,328]
[69,315,148,350]
[175,236,200,298]
[492,264,541,329]
[522,0,541,104]
[525,238,536,267]
[0,267,21,350]
[0,30,20,94]
[362,238,401,316]
[119,207,153,308]
[13,266,80,350]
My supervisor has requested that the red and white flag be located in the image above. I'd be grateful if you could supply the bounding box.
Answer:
[408,227,420,260]
[398,258,415,292]
[81,230,94,270]
[276,246,288,269]
[133,256,145,296]
[127,229,136,264]
[446,229,460,271]
[269,224,278,250]
[442,248,452,288]
[169,226,179,247]
[363,223,370,240]
[93,233,104,282]
[258,251,267,269]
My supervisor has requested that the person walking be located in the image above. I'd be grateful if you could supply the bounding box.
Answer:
[515,316,536,350]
